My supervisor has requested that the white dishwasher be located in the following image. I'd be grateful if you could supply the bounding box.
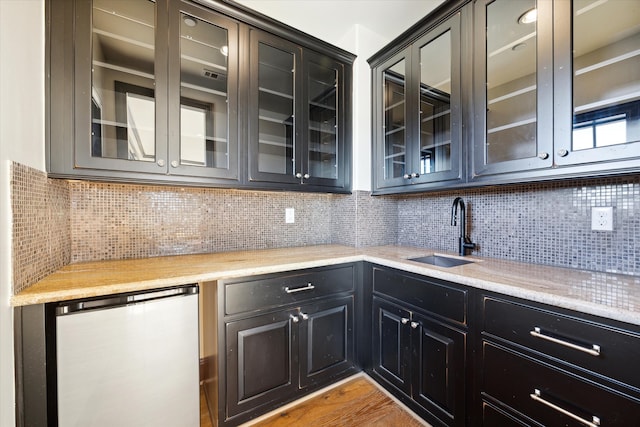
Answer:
[55,285,200,427]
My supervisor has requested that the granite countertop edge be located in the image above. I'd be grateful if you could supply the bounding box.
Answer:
[12,245,640,327]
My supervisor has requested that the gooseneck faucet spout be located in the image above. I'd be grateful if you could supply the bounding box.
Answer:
[451,197,476,256]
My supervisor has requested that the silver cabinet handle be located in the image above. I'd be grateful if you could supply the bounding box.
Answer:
[530,327,601,356]
[403,173,411,179]
[410,172,420,178]
[303,173,310,179]
[557,148,569,157]
[284,283,315,294]
[300,312,309,320]
[157,159,165,167]
[530,389,601,427]
[410,321,419,329]
[401,318,410,325]
[170,160,179,168]
[290,314,299,323]
[296,172,303,179]
[538,152,549,160]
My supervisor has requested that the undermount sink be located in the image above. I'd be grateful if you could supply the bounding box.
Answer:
[408,255,474,268]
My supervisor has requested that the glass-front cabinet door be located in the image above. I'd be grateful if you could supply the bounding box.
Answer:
[373,12,462,191]
[168,0,239,179]
[554,0,640,166]
[76,0,167,174]
[248,30,303,185]
[304,52,347,189]
[74,0,240,181]
[472,0,553,178]
[375,51,410,189]
[412,13,462,184]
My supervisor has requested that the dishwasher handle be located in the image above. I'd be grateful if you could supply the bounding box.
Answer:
[56,285,198,316]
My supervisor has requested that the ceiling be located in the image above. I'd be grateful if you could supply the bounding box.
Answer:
[234,0,446,53]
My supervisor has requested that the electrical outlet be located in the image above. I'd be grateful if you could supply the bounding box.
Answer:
[591,207,613,231]
[285,208,295,224]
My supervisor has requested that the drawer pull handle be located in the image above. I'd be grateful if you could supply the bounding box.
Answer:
[284,283,315,294]
[530,327,601,356]
[530,389,601,427]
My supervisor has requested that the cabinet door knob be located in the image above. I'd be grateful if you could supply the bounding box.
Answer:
[296,172,303,179]
[410,321,419,329]
[410,172,420,178]
[157,159,165,167]
[557,149,569,157]
[290,315,299,323]
[303,173,310,179]
[170,160,179,168]
[403,174,411,179]
[299,312,309,320]
[401,317,410,324]
[538,152,549,160]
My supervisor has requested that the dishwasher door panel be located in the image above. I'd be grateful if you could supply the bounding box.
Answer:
[56,292,199,427]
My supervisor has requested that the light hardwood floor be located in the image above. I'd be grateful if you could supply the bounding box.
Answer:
[201,374,429,427]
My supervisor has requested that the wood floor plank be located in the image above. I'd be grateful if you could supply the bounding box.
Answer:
[201,376,428,427]
[247,376,427,427]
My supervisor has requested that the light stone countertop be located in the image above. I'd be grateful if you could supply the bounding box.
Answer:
[12,245,640,326]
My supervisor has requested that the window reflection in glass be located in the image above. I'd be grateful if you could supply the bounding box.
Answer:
[91,0,156,162]
[257,43,295,175]
[485,0,537,164]
[179,13,230,168]
[383,59,406,180]
[419,30,452,174]
[572,0,640,151]
[308,61,338,180]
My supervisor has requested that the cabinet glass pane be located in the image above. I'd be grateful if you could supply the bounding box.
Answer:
[179,13,230,169]
[383,59,407,180]
[419,31,452,174]
[258,43,295,175]
[485,0,537,164]
[308,61,338,180]
[91,0,156,162]
[572,0,640,151]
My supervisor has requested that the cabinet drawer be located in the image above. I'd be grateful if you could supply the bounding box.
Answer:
[483,342,640,427]
[224,265,354,315]
[373,267,467,325]
[483,296,640,390]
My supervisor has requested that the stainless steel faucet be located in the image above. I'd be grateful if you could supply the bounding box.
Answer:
[451,197,476,256]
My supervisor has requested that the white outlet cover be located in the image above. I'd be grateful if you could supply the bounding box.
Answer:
[285,208,295,224]
[591,207,613,231]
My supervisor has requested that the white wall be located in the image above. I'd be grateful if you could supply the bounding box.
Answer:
[236,0,445,191]
[0,0,46,424]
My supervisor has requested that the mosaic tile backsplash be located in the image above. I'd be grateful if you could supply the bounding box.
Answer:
[11,163,70,293]
[395,175,640,275]
[11,161,640,293]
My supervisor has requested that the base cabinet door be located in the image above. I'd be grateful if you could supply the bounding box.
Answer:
[298,296,354,389]
[225,309,298,419]
[372,297,412,395]
[412,313,466,427]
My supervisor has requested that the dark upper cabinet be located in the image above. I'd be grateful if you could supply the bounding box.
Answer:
[372,11,464,193]
[248,29,350,191]
[370,0,640,193]
[471,0,554,179]
[52,0,241,184]
[47,0,354,192]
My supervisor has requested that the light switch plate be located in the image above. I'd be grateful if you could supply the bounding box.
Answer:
[285,208,295,224]
[591,207,613,231]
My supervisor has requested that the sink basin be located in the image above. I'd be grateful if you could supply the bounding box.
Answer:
[408,255,474,268]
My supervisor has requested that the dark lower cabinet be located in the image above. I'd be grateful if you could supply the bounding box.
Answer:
[478,293,640,427]
[369,266,468,427]
[218,264,358,426]
[224,296,354,424]
[225,309,298,418]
